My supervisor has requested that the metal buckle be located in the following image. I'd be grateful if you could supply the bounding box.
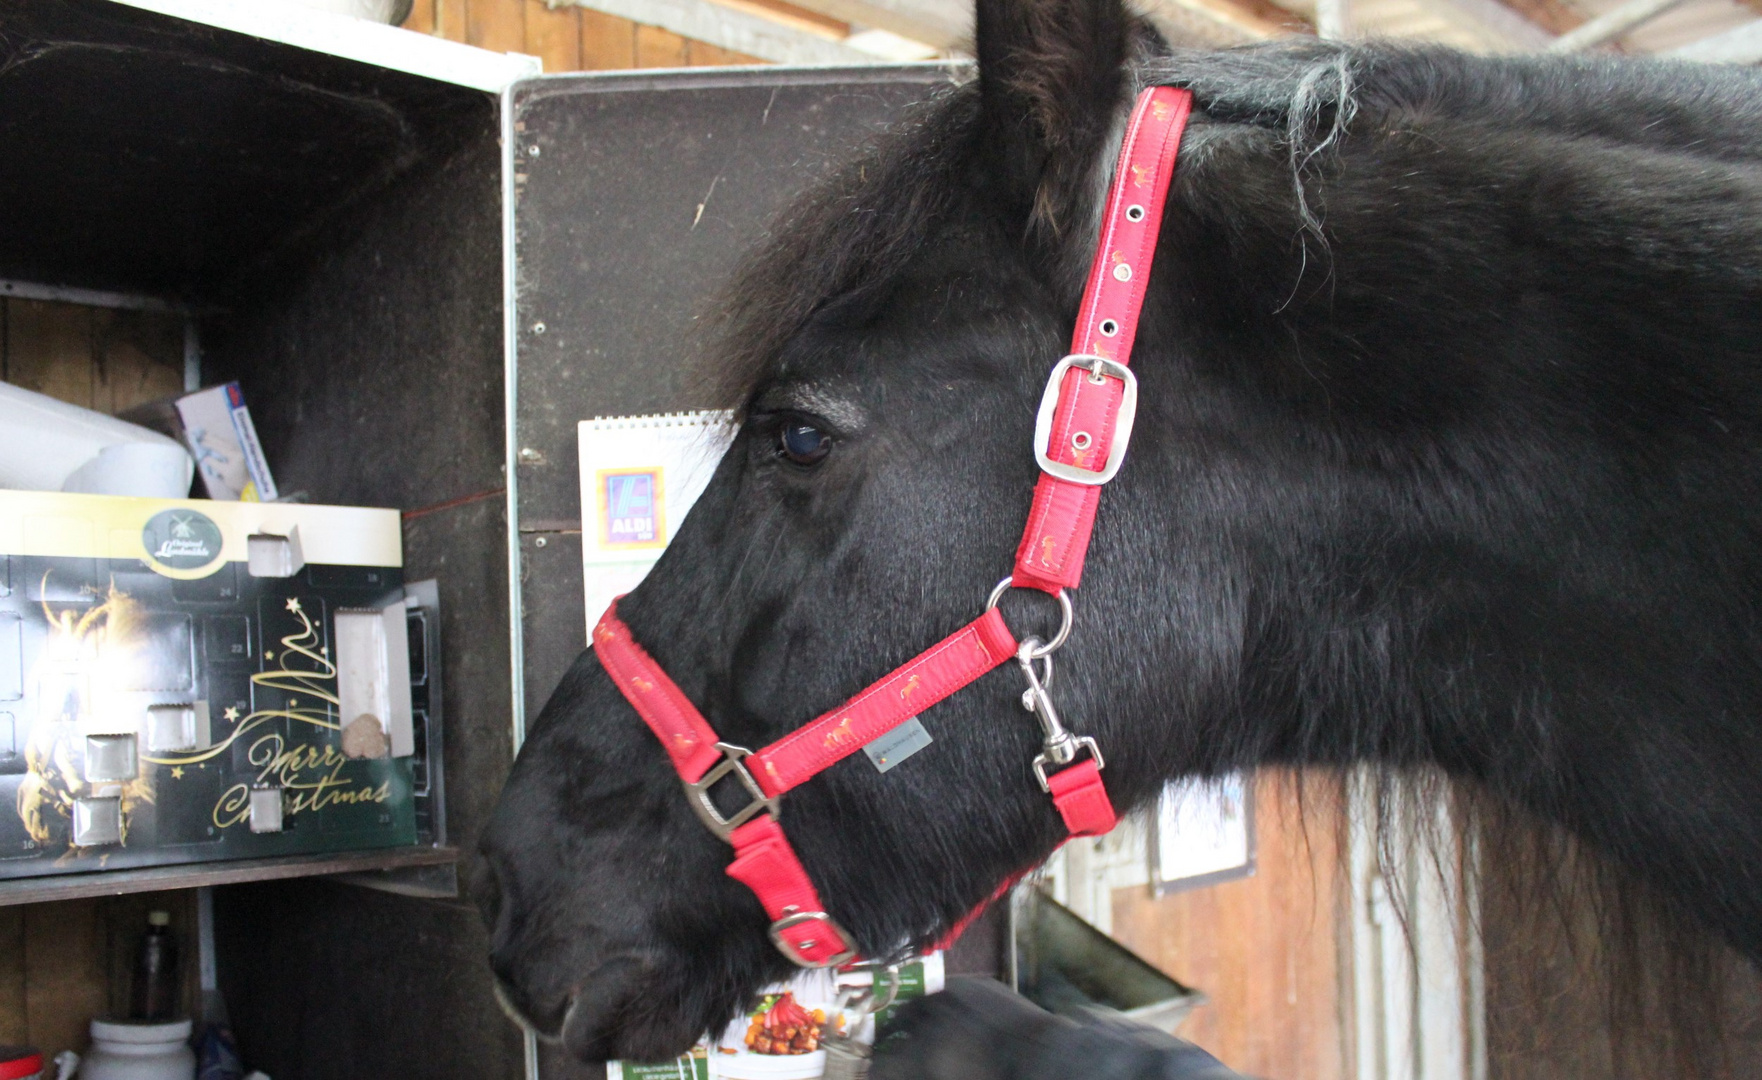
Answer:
[686,743,780,841]
[1032,354,1139,486]
[770,908,860,969]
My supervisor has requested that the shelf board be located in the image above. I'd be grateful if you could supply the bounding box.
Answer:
[0,846,459,906]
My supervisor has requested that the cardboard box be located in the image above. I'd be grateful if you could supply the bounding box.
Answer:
[174,382,279,501]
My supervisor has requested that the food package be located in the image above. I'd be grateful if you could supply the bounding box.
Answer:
[605,954,944,1080]
[173,383,278,502]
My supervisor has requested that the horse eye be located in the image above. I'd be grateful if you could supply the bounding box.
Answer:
[779,421,831,465]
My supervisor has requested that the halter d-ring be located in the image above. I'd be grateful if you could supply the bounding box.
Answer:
[986,576,1073,659]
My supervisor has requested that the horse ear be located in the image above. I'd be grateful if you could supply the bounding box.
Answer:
[974,0,1153,236]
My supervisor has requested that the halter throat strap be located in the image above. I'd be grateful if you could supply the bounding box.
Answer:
[592,85,1194,969]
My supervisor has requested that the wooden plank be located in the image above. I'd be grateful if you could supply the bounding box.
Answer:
[763,0,966,47]
[1497,0,1583,34]
[23,898,106,1059]
[579,6,639,67]
[93,315,182,416]
[405,0,439,33]
[4,299,95,409]
[709,0,849,37]
[0,847,460,908]
[435,0,468,40]
[564,0,871,62]
[467,0,528,52]
[0,906,25,1044]
[1111,772,1347,1080]
[636,22,691,65]
[526,0,583,70]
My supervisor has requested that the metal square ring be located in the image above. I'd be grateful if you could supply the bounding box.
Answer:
[685,743,780,841]
[770,909,859,969]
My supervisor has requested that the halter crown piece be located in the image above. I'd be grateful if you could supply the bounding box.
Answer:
[592,86,1195,968]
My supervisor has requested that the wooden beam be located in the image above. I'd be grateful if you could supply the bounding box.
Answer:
[710,0,850,39]
[1142,0,1313,44]
[1411,0,1555,48]
[552,0,878,60]
[1494,0,1585,36]
[751,0,968,48]
[1671,17,1762,61]
[1177,0,1315,35]
[1547,0,1684,50]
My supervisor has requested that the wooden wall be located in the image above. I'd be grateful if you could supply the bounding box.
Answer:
[0,299,198,1059]
[1111,773,1351,1080]
[402,0,779,71]
[0,299,184,415]
[0,892,201,1062]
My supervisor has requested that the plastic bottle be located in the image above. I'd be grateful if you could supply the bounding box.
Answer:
[81,1019,195,1080]
[130,911,180,1022]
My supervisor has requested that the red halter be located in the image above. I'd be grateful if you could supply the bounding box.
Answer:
[591,85,1194,968]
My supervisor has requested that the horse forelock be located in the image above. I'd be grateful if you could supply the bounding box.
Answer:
[701,84,982,416]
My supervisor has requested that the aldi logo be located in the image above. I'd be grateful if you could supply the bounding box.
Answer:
[598,469,666,549]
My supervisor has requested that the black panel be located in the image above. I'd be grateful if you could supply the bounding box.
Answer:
[216,879,518,1080]
[177,38,514,1079]
[206,132,506,516]
[510,67,958,531]
[519,532,586,723]
[514,71,989,1080]
[0,0,490,302]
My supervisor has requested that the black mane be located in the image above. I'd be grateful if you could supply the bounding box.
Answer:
[718,42,1762,412]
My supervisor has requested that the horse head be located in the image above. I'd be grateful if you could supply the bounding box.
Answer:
[481,0,1762,1062]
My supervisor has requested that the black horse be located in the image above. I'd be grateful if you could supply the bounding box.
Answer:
[478,0,1762,1073]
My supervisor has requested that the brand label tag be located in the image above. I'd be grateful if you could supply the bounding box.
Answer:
[862,717,933,773]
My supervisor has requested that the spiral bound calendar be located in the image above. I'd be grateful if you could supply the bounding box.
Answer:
[578,411,736,638]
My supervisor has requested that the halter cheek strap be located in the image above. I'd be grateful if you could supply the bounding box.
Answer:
[592,85,1194,969]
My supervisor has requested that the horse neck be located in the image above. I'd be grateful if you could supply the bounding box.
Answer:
[1064,238,1762,964]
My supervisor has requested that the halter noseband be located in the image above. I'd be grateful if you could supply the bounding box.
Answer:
[592,86,1194,969]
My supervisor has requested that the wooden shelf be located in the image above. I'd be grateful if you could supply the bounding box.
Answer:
[0,846,460,906]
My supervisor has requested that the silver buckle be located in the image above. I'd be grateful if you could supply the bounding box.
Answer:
[686,743,780,841]
[770,908,860,968]
[1032,354,1138,486]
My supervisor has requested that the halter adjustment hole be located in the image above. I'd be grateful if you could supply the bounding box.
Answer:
[1071,431,1093,451]
[1112,264,1132,282]
[1099,319,1119,337]
[1125,204,1146,222]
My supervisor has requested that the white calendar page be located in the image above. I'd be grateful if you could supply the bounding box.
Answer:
[577,411,736,638]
